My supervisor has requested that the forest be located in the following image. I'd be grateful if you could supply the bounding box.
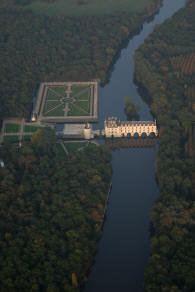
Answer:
[0,0,162,119]
[124,96,140,120]
[1,0,161,16]
[0,0,165,291]
[0,128,112,291]
[135,0,195,291]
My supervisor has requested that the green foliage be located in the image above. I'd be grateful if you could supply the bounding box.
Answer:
[24,125,43,132]
[135,1,195,291]
[42,84,90,117]
[76,101,89,112]
[22,134,32,140]
[0,1,161,118]
[4,135,19,143]
[5,123,21,133]
[68,104,89,116]
[27,0,155,16]
[124,96,140,120]
[30,127,57,152]
[0,139,112,291]
[71,86,88,96]
[43,101,61,115]
[65,141,88,152]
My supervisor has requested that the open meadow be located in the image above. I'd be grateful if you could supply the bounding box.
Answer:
[29,0,151,15]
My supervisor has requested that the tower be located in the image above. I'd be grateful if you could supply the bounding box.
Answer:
[83,123,93,139]
[31,112,37,122]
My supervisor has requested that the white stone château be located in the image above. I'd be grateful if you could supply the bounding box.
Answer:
[102,117,158,138]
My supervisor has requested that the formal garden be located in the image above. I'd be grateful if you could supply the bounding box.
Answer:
[42,84,91,117]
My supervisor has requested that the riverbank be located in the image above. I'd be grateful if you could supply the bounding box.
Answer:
[134,0,195,290]
[102,0,164,86]
[0,0,189,291]
[0,0,163,119]
[0,137,112,291]
[84,0,187,291]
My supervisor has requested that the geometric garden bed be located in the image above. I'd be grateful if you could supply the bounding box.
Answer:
[33,81,98,123]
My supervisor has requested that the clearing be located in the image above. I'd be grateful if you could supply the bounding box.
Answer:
[28,0,151,16]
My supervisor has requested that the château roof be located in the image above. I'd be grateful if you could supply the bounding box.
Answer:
[120,121,155,126]
[105,117,156,128]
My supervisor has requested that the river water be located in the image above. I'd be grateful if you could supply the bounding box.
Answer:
[84,0,186,291]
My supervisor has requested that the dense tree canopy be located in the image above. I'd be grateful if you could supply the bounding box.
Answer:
[124,96,140,120]
[135,0,195,291]
[0,0,162,119]
[0,129,112,291]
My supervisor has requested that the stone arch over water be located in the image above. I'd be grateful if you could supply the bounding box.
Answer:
[141,132,147,137]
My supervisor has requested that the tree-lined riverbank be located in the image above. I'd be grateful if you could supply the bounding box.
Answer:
[135,0,195,290]
[0,0,162,119]
[84,0,187,291]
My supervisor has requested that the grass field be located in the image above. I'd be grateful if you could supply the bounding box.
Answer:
[4,135,19,143]
[57,143,68,157]
[47,90,62,101]
[68,104,89,116]
[74,91,90,101]
[24,125,43,132]
[71,86,89,96]
[22,135,32,141]
[50,86,67,96]
[77,101,90,112]
[44,105,65,116]
[42,84,91,117]
[43,101,61,114]
[65,142,88,152]
[5,123,21,133]
[29,0,150,15]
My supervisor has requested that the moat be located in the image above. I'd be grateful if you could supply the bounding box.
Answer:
[84,0,186,291]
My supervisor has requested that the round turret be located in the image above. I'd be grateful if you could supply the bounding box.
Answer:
[31,113,37,122]
[84,123,92,139]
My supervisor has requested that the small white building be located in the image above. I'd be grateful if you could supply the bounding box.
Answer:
[83,123,94,139]
[0,160,5,168]
[103,117,158,138]
[62,123,94,139]
[31,112,37,122]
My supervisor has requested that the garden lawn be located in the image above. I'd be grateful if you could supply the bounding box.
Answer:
[5,123,21,133]
[47,90,62,101]
[29,0,151,15]
[4,135,19,143]
[77,101,90,112]
[44,105,65,116]
[65,142,88,152]
[24,125,43,132]
[49,86,67,96]
[22,135,32,141]
[43,101,61,114]
[68,104,89,116]
[75,91,90,101]
[71,86,89,97]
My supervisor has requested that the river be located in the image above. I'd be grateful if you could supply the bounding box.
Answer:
[84,0,186,291]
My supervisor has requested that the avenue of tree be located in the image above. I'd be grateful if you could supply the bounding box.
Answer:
[135,0,195,291]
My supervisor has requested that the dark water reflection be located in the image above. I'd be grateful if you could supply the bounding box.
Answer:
[85,0,186,291]
[105,137,157,150]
